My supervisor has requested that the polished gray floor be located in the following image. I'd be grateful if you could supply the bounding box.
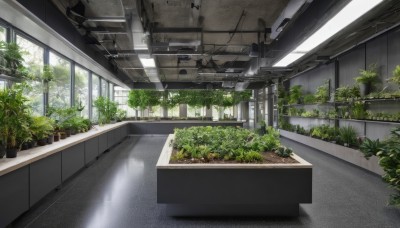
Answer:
[10,136,400,228]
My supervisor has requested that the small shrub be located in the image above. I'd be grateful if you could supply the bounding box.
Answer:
[275,146,293,158]
[360,138,383,159]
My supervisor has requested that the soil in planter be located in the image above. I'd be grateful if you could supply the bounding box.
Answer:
[170,149,298,164]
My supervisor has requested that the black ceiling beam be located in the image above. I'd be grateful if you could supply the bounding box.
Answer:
[152,27,266,34]
[86,27,128,34]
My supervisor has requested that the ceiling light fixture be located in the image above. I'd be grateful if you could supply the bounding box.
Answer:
[273,0,383,67]
[139,57,156,68]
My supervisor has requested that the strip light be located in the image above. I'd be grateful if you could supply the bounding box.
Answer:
[273,0,383,67]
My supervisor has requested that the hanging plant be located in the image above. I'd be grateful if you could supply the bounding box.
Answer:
[389,65,400,86]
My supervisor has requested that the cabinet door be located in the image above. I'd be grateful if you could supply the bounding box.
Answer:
[85,137,99,164]
[0,167,29,227]
[98,133,108,154]
[30,153,62,207]
[62,143,85,182]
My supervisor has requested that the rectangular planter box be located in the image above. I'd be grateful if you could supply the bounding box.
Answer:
[156,134,312,217]
[280,130,384,175]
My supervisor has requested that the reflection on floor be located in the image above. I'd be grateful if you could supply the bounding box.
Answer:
[11,136,400,228]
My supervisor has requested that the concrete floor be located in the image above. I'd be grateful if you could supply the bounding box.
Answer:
[10,135,400,228]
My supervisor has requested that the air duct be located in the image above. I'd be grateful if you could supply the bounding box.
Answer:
[129,0,163,90]
[270,0,311,39]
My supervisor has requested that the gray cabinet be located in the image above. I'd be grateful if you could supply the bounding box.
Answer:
[0,167,29,227]
[85,137,99,164]
[30,153,62,206]
[62,143,85,181]
[98,133,108,154]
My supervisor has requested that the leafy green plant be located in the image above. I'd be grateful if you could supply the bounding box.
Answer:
[338,125,358,147]
[376,127,400,206]
[303,94,316,104]
[335,86,360,102]
[314,81,330,103]
[351,101,366,119]
[289,85,302,104]
[275,146,293,158]
[390,65,400,86]
[310,125,337,141]
[360,138,383,159]
[173,126,282,163]
[94,96,118,124]
[355,64,377,84]
[116,109,127,121]
[0,83,32,151]
[30,116,54,140]
[236,150,263,163]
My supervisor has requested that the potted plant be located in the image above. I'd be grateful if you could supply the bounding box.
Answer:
[355,64,378,96]
[0,83,32,157]
[30,116,54,146]
[116,109,127,122]
[314,81,330,103]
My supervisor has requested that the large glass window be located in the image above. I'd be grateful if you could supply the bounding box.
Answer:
[49,52,71,108]
[109,83,114,100]
[74,65,89,117]
[167,92,179,118]
[0,25,6,41]
[101,79,108,98]
[16,35,44,115]
[92,74,100,121]
[114,86,134,117]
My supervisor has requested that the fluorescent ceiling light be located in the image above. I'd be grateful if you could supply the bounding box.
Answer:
[139,57,156,68]
[273,0,383,67]
[273,53,305,67]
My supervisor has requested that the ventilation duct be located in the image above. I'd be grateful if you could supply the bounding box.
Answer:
[270,0,311,39]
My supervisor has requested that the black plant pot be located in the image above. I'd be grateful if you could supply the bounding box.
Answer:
[60,132,67,139]
[6,148,18,158]
[54,133,60,142]
[37,138,47,146]
[0,144,5,158]
[65,129,71,137]
[21,142,30,150]
[360,83,371,97]
[71,129,77,135]
[47,134,54,144]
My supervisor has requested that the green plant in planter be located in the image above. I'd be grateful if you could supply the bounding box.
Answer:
[275,146,293,158]
[351,101,366,119]
[376,127,400,206]
[116,109,127,122]
[289,85,302,104]
[335,86,360,102]
[0,83,32,156]
[338,125,358,147]
[389,65,400,86]
[94,96,118,124]
[360,138,383,159]
[30,116,54,145]
[303,94,316,104]
[355,64,378,97]
[314,81,330,103]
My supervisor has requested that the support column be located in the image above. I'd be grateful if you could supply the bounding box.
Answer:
[179,104,187,118]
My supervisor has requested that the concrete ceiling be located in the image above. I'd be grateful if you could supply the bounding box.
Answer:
[49,0,400,90]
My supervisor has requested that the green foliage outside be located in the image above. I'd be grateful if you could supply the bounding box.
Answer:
[128,89,251,117]
[172,126,286,163]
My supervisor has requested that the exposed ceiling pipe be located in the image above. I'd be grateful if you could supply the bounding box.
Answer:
[127,0,163,90]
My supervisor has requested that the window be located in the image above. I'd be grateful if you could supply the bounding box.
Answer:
[16,35,44,115]
[114,86,135,117]
[49,51,71,108]
[109,83,114,100]
[74,65,89,117]
[92,74,100,121]
[101,79,108,98]
[167,92,179,118]
[187,105,204,118]
[0,25,6,41]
